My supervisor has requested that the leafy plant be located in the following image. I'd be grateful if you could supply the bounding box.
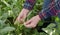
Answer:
[0,0,60,35]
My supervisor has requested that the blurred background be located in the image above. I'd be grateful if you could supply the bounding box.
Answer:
[0,0,60,35]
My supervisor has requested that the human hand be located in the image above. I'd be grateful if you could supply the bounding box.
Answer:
[24,15,41,28]
[16,8,29,23]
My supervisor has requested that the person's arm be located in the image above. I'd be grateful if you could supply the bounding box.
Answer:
[24,0,60,28]
[39,0,60,20]
[16,0,36,24]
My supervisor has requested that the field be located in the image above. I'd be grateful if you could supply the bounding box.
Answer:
[0,0,60,35]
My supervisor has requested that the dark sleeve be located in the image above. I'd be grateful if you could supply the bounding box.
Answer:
[23,0,36,10]
[39,0,60,20]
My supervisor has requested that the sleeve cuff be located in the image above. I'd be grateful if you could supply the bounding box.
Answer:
[23,0,36,10]
[23,2,33,10]
[39,12,51,20]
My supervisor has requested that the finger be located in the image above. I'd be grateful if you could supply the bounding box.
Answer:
[24,21,36,28]
[24,20,33,28]
[19,14,24,22]
[24,19,32,25]
[24,22,32,28]
[25,21,37,28]
[16,15,24,24]
[22,14,26,22]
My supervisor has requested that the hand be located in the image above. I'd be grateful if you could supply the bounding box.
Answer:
[16,8,29,23]
[24,15,41,28]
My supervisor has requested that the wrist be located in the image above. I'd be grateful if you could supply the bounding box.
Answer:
[23,8,29,13]
[21,8,29,15]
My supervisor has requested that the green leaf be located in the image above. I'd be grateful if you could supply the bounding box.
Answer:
[0,27,15,34]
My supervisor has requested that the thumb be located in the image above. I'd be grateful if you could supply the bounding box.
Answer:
[24,19,32,25]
